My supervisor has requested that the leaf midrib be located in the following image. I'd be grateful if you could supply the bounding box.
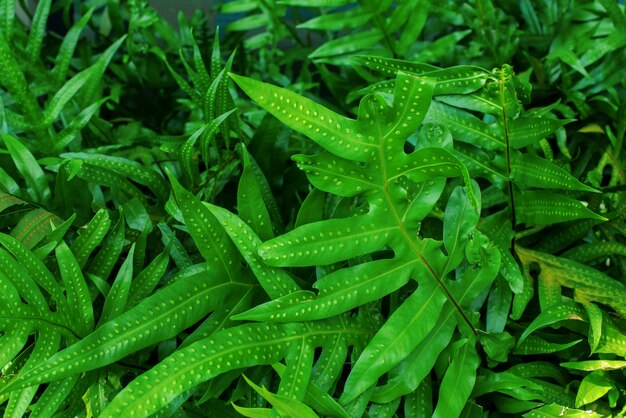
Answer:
[283,338,309,399]
[377,107,476,335]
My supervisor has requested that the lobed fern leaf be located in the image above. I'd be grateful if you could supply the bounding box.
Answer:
[229,68,503,406]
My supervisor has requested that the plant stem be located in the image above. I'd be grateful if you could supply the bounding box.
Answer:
[499,69,517,248]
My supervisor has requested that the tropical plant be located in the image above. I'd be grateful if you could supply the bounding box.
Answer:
[1,0,625,417]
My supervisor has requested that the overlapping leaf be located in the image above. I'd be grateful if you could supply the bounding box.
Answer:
[0,1,624,416]
[229,69,502,406]
[99,318,374,417]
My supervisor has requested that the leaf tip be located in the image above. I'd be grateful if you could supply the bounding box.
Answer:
[227,72,241,82]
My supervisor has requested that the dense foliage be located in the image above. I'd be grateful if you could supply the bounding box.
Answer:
[1,0,625,416]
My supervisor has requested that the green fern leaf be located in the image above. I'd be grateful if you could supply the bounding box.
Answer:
[157,222,191,270]
[99,319,373,417]
[79,36,126,106]
[351,55,437,75]
[515,190,607,225]
[180,111,233,184]
[189,32,210,88]
[403,377,432,417]
[0,31,42,128]
[516,246,626,316]
[347,79,396,103]
[511,268,534,320]
[10,208,62,249]
[479,208,524,292]
[0,0,14,41]
[0,323,31,372]
[293,153,381,197]
[98,244,135,325]
[424,101,505,150]
[373,230,500,403]
[52,97,108,151]
[524,403,601,417]
[298,8,374,31]
[510,153,598,192]
[69,209,111,269]
[561,360,626,372]
[169,175,242,279]
[244,374,319,417]
[0,248,49,315]
[231,70,479,303]
[575,371,613,408]
[534,218,603,254]
[354,56,490,94]
[598,320,626,357]
[398,3,430,54]
[206,204,299,299]
[340,280,447,403]
[442,184,482,272]
[71,163,147,204]
[0,261,71,350]
[310,29,384,59]
[227,13,269,32]
[432,337,480,418]
[24,372,78,418]
[563,241,626,264]
[2,268,244,392]
[231,404,272,418]
[2,134,51,205]
[368,398,401,417]
[343,385,375,417]
[453,143,508,189]
[62,153,168,202]
[41,66,98,127]
[310,333,348,392]
[55,241,95,336]
[229,73,371,162]
[372,314,455,403]
[52,8,94,87]
[206,52,236,142]
[127,250,170,307]
[508,117,572,149]
[88,211,125,282]
[580,301,603,354]
[0,172,21,198]
[243,145,285,230]
[237,145,274,241]
[25,0,50,64]
[258,213,398,267]
[437,88,510,116]
[3,328,60,418]
[159,52,201,103]
[229,69,501,403]
[233,257,414,322]
[0,233,70,319]
[273,362,350,417]
[517,300,586,346]
[514,336,583,355]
